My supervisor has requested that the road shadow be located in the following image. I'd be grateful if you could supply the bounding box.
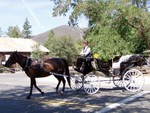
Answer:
[0,84,144,113]
[108,94,150,113]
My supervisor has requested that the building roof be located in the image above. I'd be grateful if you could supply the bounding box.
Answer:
[0,37,49,52]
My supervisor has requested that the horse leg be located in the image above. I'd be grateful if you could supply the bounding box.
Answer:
[33,78,44,95]
[61,77,66,94]
[27,78,34,99]
[55,77,61,93]
[54,76,66,94]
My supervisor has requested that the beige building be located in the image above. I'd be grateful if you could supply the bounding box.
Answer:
[0,37,49,66]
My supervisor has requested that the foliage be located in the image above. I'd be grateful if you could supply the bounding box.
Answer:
[113,0,150,50]
[31,44,44,59]
[44,30,55,56]
[22,18,32,38]
[44,31,78,63]
[51,0,150,61]
[0,66,6,73]
[7,26,23,38]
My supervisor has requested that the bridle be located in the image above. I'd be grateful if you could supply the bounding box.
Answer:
[13,52,31,71]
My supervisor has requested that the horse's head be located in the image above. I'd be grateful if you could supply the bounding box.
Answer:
[5,51,18,67]
[5,51,30,69]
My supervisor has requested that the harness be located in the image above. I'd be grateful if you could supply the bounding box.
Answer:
[23,58,31,70]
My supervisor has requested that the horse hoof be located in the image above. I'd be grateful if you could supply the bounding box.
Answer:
[59,91,64,95]
[26,96,30,99]
[56,90,59,94]
[41,92,44,95]
[56,90,64,95]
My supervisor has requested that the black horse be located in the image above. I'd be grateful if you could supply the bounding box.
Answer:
[5,51,71,99]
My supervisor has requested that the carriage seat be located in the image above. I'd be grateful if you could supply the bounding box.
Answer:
[74,53,94,73]
[112,55,132,68]
[112,55,132,75]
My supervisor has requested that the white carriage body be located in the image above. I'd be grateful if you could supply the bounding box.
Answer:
[112,55,132,75]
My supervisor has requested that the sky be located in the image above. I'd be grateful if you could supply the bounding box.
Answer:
[0,0,88,35]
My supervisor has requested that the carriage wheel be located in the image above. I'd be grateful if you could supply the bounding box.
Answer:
[70,73,83,91]
[83,72,100,94]
[112,76,123,88]
[123,69,144,92]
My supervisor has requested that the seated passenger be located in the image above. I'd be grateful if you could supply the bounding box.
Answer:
[112,54,132,75]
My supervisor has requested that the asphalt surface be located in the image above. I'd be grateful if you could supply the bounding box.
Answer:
[0,71,150,113]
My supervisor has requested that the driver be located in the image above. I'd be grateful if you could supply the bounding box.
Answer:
[80,40,91,57]
[75,40,92,72]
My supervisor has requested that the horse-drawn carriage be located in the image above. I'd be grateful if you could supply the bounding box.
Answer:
[5,51,147,99]
[70,54,146,94]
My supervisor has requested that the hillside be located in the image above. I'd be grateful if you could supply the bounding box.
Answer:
[32,25,86,44]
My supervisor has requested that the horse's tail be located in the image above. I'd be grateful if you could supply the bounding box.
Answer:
[62,58,71,89]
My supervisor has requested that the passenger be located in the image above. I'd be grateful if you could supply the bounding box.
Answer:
[112,54,132,76]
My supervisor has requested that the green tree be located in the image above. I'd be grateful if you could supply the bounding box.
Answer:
[31,43,44,59]
[114,0,150,50]
[44,30,55,56]
[51,0,150,60]
[53,36,77,63]
[7,26,22,38]
[45,34,78,63]
[22,18,32,38]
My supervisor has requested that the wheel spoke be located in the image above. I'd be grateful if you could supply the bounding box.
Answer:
[70,74,83,91]
[83,72,100,94]
[123,69,144,92]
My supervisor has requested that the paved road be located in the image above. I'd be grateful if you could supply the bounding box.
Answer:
[0,72,150,113]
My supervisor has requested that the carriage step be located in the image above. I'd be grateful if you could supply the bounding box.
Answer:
[139,69,149,74]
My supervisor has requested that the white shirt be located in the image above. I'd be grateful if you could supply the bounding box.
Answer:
[80,46,91,57]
